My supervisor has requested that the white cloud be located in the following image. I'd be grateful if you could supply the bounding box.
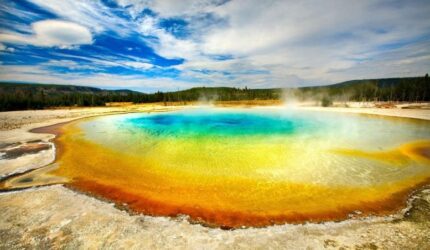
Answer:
[138,16,198,59]
[0,64,195,92]
[115,0,222,18]
[41,60,99,70]
[27,0,130,35]
[46,52,157,72]
[116,0,430,87]
[0,20,92,48]
[204,0,430,56]
[194,0,430,85]
[0,43,15,53]
[122,61,154,69]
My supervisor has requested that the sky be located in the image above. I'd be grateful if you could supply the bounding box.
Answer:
[0,0,429,92]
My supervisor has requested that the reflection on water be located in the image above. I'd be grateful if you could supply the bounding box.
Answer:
[52,108,430,228]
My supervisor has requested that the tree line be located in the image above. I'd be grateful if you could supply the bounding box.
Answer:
[0,83,282,111]
[0,75,428,111]
[295,75,430,103]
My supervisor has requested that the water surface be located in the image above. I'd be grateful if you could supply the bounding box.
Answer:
[52,108,430,227]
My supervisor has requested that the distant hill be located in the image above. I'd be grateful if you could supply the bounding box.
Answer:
[0,82,144,111]
[0,82,139,95]
[0,75,429,111]
[296,76,429,102]
[329,77,421,88]
[157,76,429,103]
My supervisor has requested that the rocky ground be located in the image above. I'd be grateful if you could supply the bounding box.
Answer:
[0,185,429,249]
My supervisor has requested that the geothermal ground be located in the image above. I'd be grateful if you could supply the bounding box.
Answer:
[1,103,430,249]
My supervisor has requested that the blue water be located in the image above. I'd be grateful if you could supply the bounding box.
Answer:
[127,110,317,137]
[80,108,430,154]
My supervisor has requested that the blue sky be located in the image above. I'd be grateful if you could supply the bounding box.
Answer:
[0,0,429,92]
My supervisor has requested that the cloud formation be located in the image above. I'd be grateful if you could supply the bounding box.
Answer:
[0,0,429,91]
[0,20,92,48]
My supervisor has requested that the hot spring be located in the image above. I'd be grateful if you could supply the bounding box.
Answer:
[51,108,430,228]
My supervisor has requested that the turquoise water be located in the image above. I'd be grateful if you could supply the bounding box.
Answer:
[127,112,312,137]
[84,108,430,150]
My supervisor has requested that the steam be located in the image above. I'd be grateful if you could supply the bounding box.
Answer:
[280,86,360,108]
[282,88,300,108]
[197,93,218,106]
